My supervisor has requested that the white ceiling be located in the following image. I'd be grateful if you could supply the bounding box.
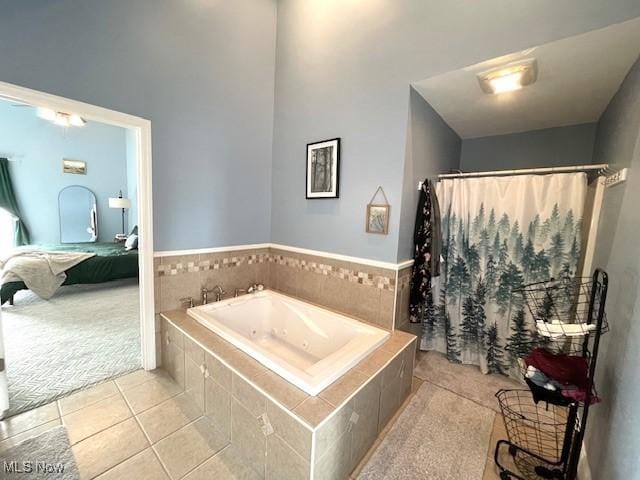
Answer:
[413,17,640,139]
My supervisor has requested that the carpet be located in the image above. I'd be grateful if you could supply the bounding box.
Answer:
[1,425,79,479]
[357,383,495,480]
[414,351,522,412]
[2,279,141,416]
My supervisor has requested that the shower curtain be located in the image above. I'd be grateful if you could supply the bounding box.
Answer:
[420,173,587,375]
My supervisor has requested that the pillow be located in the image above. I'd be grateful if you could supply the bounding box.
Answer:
[130,225,138,236]
[125,234,138,251]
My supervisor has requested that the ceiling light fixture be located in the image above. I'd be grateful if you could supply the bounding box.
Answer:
[477,59,538,95]
[36,107,86,127]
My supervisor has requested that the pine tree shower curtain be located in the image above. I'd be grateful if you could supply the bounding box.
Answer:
[420,173,587,376]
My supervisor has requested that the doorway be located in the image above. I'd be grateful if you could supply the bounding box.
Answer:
[0,81,154,419]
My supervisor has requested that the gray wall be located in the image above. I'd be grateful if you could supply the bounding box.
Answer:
[270,0,640,262]
[586,56,640,480]
[0,100,129,243]
[0,0,277,251]
[460,123,597,172]
[397,88,461,261]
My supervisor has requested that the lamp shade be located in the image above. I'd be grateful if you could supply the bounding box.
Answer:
[108,197,131,209]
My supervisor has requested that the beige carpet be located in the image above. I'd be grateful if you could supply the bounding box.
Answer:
[357,383,495,480]
[2,279,141,416]
[414,351,522,412]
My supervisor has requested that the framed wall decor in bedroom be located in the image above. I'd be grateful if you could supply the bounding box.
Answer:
[306,138,340,199]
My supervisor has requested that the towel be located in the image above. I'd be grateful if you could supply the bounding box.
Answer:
[0,249,95,299]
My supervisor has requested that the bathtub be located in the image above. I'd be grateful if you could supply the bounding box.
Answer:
[187,290,390,395]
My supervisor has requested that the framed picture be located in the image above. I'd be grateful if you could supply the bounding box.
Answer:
[366,204,390,234]
[62,159,86,175]
[306,138,340,199]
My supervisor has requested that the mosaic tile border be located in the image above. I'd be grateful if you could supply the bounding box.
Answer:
[157,253,268,276]
[269,254,395,290]
[156,250,396,291]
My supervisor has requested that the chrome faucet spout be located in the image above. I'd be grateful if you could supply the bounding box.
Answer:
[202,285,225,304]
[212,285,225,302]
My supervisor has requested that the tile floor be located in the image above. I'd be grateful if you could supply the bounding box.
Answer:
[0,352,519,480]
[0,368,239,480]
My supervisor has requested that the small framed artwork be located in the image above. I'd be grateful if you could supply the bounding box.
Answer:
[306,138,340,199]
[62,159,87,175]
[366,204,390,234]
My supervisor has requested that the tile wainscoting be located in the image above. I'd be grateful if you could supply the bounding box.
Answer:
[153,246,412,362]
[393,265,422,346]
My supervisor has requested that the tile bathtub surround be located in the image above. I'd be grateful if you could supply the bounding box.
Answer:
[160,310,416,479]
[155,248,271,313]
[268,248,397,330]
[154,246,400,333]
[393,264,423,351]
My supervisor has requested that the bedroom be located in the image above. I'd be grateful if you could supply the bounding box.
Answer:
[0,96,141,416]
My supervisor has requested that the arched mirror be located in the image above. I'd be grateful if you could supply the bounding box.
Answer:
[58,186,98,243]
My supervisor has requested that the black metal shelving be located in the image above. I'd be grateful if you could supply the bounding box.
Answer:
[494,269,608,480]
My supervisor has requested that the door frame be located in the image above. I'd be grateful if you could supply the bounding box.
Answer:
[0,80,156,370]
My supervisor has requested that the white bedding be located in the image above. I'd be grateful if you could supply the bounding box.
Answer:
[0,249,95,300]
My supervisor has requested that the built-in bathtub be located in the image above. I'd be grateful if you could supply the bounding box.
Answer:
[187,289,390,395]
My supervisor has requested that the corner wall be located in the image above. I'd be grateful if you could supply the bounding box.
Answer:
[396,88,461,262]
[585,56,640,479]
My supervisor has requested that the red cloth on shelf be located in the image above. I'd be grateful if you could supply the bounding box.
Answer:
[524,348,590,389]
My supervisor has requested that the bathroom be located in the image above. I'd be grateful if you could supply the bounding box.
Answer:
[1,2,640,480]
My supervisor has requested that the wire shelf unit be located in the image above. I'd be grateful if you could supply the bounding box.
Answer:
[494,269,608,480]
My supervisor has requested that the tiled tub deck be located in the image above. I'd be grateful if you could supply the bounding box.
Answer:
[160,310,416,480]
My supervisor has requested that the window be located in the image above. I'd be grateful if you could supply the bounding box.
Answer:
[0,208,16,257]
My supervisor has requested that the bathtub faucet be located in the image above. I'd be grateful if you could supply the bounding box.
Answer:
[202,285,225,304]
[234,283,265,297]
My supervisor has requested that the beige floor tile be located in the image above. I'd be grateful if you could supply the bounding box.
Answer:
[63,395,132,445]
[0,402,60,440]
[115,369,170,391]
[122,375,183,414]
[183,445,261,480]
[58,381,120,416]
[0,419,61,452]
[96,448,169,480]
[72,417,149,479]
[137,393,202,443]
[153,416,228,479]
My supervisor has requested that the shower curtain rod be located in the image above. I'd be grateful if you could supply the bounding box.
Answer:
[438,163,609,179]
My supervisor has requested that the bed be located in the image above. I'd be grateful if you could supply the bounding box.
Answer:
[1,243,139,305]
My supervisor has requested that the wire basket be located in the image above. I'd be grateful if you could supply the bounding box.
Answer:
[496,390,576,479]
[514,276,608,339]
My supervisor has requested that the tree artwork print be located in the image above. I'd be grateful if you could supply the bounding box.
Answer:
[419,174,587,376]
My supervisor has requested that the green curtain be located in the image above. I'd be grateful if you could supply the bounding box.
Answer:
[0,158,30,246]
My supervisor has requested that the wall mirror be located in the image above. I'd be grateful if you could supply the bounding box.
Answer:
[58,185,98,243]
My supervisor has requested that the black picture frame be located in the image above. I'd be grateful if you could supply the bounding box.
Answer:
[306,138,340,199]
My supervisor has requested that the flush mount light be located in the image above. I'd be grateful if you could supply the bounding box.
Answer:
[477,59,538,94]
[37,107,86,127]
